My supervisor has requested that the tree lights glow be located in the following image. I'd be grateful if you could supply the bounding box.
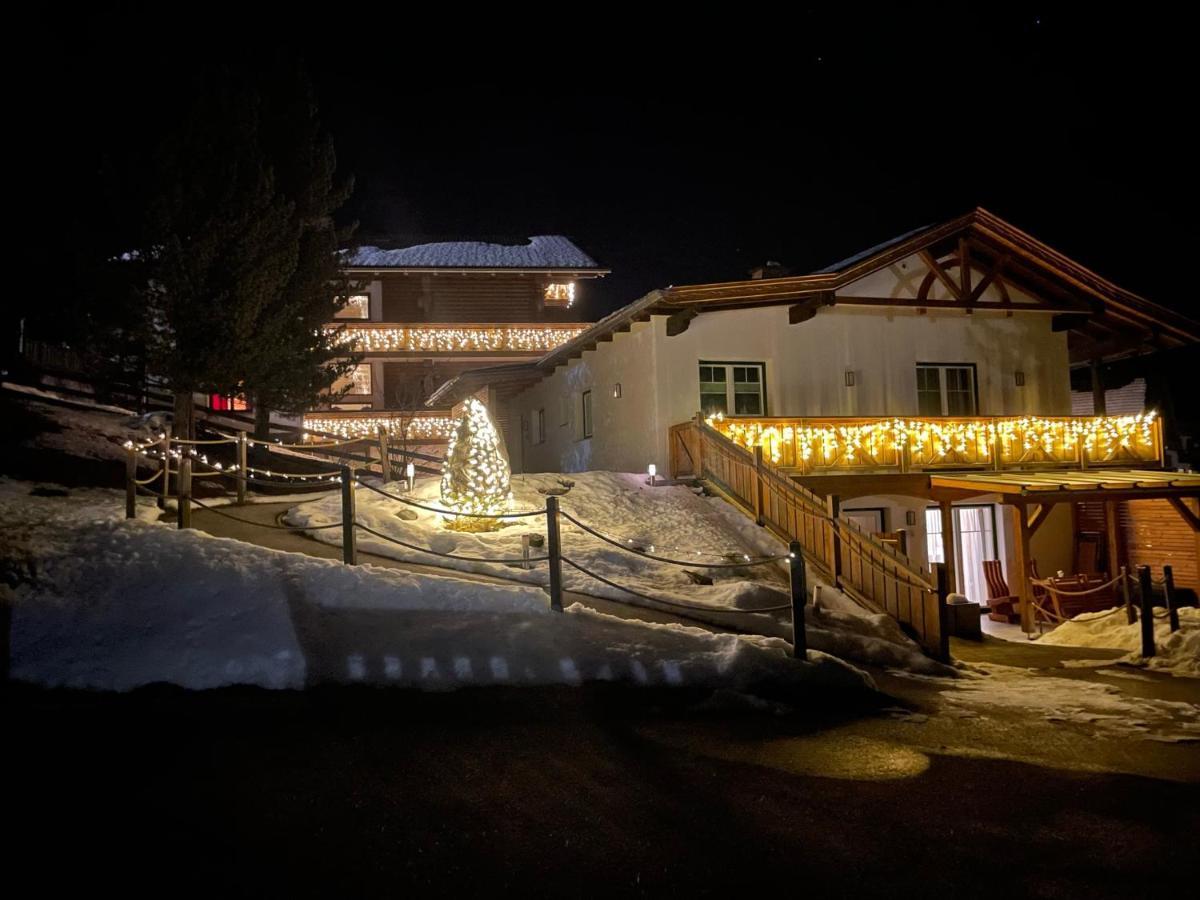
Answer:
[706,411,1161,472]
[439,398,513,531]
[326,323,586,354]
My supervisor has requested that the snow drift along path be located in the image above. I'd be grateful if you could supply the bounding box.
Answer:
[0,480,872,694]
[283,471,946,674]
[1039,606,1200,678]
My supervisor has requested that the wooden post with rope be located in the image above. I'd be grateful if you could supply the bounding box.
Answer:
[177,457,192,530]
[789,541,807,659]
[125,446,137,519]
[236,431,248,505]
[1137,565,1155,658]
[1163,565,1179,633]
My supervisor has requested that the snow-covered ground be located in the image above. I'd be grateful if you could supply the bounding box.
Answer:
[284,472,946,674]
[0,479,872,694]
[1039,606,1200,678]
[926,663,1200,744]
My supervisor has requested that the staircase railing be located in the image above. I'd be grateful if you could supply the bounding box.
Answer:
[671,414,949,660]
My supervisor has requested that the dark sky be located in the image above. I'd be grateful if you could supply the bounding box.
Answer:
[19,4,1200,322]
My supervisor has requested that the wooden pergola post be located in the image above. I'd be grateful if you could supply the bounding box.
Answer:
[1090,359,1106,415]
[1008,502,1034,633]
[1103,500,1122,579]
[939,499,957,594]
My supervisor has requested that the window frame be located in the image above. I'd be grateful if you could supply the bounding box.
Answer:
[334,293,371,320]
[336,363,373,397]
[536,407,546,445]
[581,390,593,439]
[698,360,767,417]
[915,362,978,416]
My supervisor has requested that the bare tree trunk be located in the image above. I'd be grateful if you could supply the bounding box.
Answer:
[172,390,195,440]
[253,395,272,441]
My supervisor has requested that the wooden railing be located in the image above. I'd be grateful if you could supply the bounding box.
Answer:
[705,412,1163,475]
[671,416,949,660]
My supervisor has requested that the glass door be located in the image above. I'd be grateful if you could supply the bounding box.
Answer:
[955,505,998,604]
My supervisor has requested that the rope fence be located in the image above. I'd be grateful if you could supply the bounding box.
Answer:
[120,457,813,658]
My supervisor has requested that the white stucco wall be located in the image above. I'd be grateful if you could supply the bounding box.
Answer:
[516,319,661,474]
[511,302,1070,476]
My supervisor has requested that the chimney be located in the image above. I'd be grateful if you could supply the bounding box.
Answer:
[749,260,789,280]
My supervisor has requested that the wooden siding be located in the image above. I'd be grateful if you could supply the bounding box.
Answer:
[378,273,584,324]
[1120,498,1200,590]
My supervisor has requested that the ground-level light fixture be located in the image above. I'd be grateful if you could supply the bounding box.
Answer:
[405,461,415,491]
[613,383,622,398]
[648,463,657,486]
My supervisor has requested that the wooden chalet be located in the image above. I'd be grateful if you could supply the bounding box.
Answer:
[433,209,1200,648]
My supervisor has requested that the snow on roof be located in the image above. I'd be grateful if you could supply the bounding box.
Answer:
[344,235,604,270]
[811,223,934,274]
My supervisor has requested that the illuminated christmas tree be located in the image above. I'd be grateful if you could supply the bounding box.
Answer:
[439,398,512,531]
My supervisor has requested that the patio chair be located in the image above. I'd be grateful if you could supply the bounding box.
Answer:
[981,559,1020,623]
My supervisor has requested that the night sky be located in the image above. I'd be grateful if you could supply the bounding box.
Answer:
[19,5,1199,322]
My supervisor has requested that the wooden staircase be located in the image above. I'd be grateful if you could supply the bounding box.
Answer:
[670,416,950,661]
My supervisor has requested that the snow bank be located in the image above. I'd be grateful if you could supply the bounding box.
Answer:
[0,480,873,695]
[287,472,797,613]
[1039,606,1200,678]
[285,472,943,674]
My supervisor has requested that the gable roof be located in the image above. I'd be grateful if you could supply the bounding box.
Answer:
[343,235,608,273]
[428,208,1200,406]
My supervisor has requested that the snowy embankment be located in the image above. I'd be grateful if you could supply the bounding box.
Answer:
[1039,606,1200,678]
[0,480,872,694]
[284,472,946,674]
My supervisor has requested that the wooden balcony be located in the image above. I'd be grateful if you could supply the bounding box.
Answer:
[704,412,1163,476]
[324,322,587,355]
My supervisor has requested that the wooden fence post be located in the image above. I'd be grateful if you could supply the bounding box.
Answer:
[1163,565,1179,633]
[789,541,807,659]
[1137,565,1155,658]
[236,431,248,505]
[545,495,563,612]
[693,412,706,477]
[159,434,170,509]
[1120,566,1135,625]
[341,465,357,565]
[125,446,137,519]
[825,494,842,582]
[932,561,951,662]
[521,533,531,571]
[753,444,765,526]
[377,425,391,482]
[177,457,192,530]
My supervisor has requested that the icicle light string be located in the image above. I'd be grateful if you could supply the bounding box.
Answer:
[327,324,586,354]
[707,411,1159,467]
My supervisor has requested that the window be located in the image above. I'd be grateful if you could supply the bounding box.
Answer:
[536,408,546,444]
[334,363,373,396]
[916,364,976,416]
[699,361,765,416]
[209,394,249,412]
[544,282,575,308]
[924,508,945,564]
[334,293,370,319]
[581,390,593,438]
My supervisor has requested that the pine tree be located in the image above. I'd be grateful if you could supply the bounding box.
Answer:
[439,398,512,531]
[241,65,362,438]
[137,66,299,438]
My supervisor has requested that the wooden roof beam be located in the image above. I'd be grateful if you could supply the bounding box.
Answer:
[665,307,699,336]
[918,250,964,301]
[789,291,836,324]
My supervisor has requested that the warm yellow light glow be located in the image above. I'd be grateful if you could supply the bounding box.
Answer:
[301,414,457,441]
[440,397,512,528]
[705,411,1160,472]
[325,323,586,354]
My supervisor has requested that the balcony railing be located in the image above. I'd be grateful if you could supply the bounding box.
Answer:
[705,412,1163,475]
[325,322,587,354]
[302,411,458,442]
